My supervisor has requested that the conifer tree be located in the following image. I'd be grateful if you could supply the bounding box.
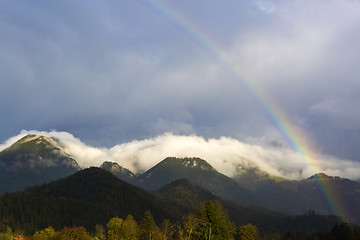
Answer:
[159,219,175,240]
[140,211,157,240]
[196,200,234,240]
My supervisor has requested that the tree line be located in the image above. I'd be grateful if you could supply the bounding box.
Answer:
[1,200,359,240]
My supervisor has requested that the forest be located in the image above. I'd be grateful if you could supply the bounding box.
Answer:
[1,200,359,240]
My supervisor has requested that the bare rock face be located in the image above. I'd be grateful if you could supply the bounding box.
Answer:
[100,161,135,183]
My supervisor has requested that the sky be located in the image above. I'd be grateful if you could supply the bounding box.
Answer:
[1,0,360,178]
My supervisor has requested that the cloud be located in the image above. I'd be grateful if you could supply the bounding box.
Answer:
[229,0,360,109]
[0,0,360,164]
[2,130,360,181]
[310,98,360,130]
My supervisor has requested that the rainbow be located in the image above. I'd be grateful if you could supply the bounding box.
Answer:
[140,0,352,223]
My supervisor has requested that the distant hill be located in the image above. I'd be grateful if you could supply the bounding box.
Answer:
[153,178,342,235]
[0,134,80,195]
[249,173,360,224]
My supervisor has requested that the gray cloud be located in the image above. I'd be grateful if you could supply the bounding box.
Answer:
[310,98,360,129]
[0,0,359,166]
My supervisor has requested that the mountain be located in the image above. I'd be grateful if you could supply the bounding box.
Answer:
[0,167,184,234]
[153,178,218,210]
[135,157,261,205]
[232,162,285,190]
[0,134,81,195]
[99,161,135,183]
[0,168,342,236]
[153,178,342,235]
[2,134,359,225]
[26,167,183,222]
[135,157,360,224]
[246,173,360,224]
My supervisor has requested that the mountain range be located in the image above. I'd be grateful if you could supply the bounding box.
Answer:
[1,134,359,226]
[0,167,341,235]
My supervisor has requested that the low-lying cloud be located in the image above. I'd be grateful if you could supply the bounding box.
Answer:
[2,130,360,181]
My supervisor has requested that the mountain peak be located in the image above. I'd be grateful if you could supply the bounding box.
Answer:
[308,173,330,180]
[0,134,81,194]
[100,161,129,172]
[135,157,219,191]
[162,157,216,172]
[5,134,65,154]
[100,161,135,182]
[0,134,79,170]
[17,134,42,143]
[306,173,351,183]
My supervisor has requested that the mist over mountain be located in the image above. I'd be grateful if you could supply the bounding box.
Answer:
[2,130,360,181]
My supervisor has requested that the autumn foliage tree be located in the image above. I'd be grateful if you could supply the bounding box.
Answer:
[106,217,123,240]
[119,215,140,240]
[94,225,106,240]
[33,226,56,240]
[0,226,13,240]
[53,226,91,240]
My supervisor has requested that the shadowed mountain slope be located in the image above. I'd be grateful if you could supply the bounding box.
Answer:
[26,167,183,222]
[154,178,342,235]
[0,167,344,235]
[247,173,360,224]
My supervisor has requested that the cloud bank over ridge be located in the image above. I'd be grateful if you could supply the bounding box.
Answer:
[2,130,360,181]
